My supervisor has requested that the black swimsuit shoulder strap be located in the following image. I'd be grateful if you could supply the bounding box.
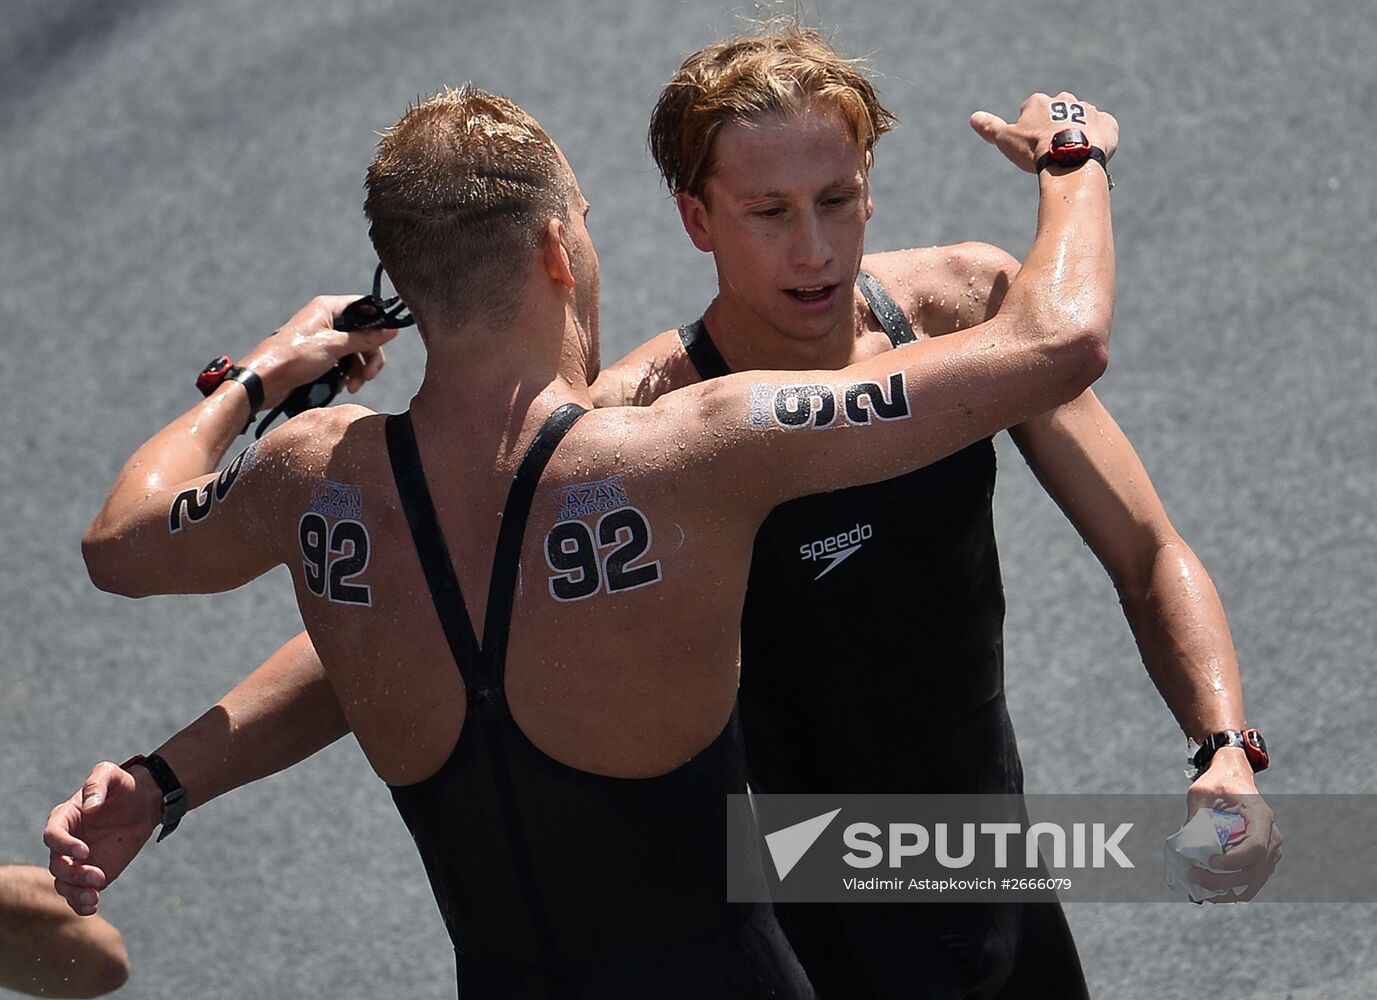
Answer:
[479,403,588,690]
[386,406,585,994]
[857,269,917,346]
[678,318,733,379]
[385,411,483,683]
[386,406,588,707]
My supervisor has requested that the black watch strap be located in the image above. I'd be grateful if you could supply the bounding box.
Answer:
[1190,728,1269,776]
[225,366,265,417]
[121,753,188,841]
[1035,146,1114,190]
[216,366,264,436]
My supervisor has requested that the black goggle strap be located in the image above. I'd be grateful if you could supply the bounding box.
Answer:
[334,263,416,332]
[253,264,414,438]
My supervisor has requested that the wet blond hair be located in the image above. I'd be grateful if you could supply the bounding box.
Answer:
[648,25,896,200]
[364,85,570,330]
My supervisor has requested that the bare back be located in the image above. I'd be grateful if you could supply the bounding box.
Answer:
[291,403,762,785]
[283,252,1096,789]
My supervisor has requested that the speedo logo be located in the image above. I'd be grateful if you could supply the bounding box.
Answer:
[799,523,873,580]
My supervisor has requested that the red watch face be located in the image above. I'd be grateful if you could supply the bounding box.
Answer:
[196,355,234,396]
[1242,728,1269,772]
[1049,128,1092,164]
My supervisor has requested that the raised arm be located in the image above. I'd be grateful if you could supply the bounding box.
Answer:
[44,632,348,916]
[81,297,395,596]
[667,92,1116,514]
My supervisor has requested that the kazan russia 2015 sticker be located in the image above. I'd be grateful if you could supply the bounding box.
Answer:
[545,504,662,602]
[298,480,372,607]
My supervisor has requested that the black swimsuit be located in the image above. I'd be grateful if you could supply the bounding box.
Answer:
[383,405,814,999]
[678,274,1088,999]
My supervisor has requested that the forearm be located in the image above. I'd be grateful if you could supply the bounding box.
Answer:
[83,299,394,577]
[1000,165,1115,377]
[1118,538,1247,742]
[150,631,349,811]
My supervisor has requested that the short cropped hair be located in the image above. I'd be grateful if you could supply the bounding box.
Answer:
[365,85,570,331]
[648,25,897,199]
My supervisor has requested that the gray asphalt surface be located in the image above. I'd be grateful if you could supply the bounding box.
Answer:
[3,1,1374,997]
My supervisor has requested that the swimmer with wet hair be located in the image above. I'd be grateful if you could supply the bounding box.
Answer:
[51,68,1117,996]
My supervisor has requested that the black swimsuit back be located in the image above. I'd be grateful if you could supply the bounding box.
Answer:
[383,405,812,999]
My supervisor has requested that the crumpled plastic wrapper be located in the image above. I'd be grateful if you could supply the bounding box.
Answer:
[1164,807,1248,902]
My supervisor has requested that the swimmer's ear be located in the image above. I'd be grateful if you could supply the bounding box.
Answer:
[675,191,714,254]
[542,218,576,289]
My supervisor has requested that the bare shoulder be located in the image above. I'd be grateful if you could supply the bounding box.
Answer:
[862,242,1019,336]
[576,376,728,476]
[255,403,382,476]
[592,328,703,407]
[565,377,774,530]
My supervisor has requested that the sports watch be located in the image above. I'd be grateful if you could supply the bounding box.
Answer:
[1035,128,1113,189]
[120,753,188,842]
[196,355,265,433]
[1190,728,1269,777]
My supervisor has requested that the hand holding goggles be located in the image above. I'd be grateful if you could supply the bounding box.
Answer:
[196,263,414,437]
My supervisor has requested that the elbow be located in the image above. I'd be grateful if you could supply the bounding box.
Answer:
[1047,314,1110,403]
[82,529,119,594]
[1009,279,1113,405]
[82,531,117,595]
[82,530,144,598]
[1070,290,1115,387]
[1071,319,1110,388]
[63,924,131,997]
[92,939,132,996]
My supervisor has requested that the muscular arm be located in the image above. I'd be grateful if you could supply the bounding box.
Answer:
[903,236,1250,747]
[44,634,348,917]
[1011,391,1282,898]
[82,298,395,596]
[0,865,129,997]
[679,94,1116,515]
[903,240,1252,750]
[151,631,349,811]
[1011,393,1247,742]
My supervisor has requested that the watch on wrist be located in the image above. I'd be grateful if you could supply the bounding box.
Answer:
[1035,128,1114,190]
[1189,728,1269,777]
[120,753,188,842]
[195,356,265,434]
[196,355,235,396]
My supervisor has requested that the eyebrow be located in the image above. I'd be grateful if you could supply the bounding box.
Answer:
[736,180,863,203]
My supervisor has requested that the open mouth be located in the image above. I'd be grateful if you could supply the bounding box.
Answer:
[785,284,837,305]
